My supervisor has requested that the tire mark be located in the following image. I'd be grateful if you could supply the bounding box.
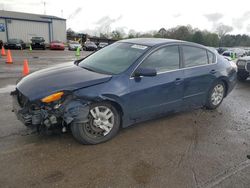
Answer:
[199,160,250,188]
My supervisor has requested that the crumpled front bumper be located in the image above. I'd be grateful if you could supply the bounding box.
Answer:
[11,89,90,131]
[11,90,37,127]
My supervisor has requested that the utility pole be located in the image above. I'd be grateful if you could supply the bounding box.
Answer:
[43,1,46,15]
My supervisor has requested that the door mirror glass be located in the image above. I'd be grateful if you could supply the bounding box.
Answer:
[134,67,157,77]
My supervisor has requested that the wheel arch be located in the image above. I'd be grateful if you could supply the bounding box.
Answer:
[216,77,229,97]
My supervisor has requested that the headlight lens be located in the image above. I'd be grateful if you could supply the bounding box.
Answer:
[41,92,64,103]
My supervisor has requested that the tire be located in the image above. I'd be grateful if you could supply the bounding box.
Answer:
[71,102,121,144]
[205,81,225,110]
[237,73,249,81]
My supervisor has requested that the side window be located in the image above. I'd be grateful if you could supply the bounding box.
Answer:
[139,46,180,72]
[207,51,215,64]
[183,46,208,68]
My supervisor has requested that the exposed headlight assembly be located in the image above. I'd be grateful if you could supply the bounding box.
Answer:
[41,91,64,103]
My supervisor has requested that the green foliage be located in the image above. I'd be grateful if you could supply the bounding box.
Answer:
[68,25,250,47]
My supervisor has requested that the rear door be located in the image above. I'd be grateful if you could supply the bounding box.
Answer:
[181,45,217,108]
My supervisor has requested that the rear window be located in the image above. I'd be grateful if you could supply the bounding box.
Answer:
[183,46,208,68]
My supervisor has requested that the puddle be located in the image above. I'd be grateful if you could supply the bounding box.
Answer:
[0,85,16,94]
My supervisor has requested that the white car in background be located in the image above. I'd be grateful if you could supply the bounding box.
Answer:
[68,41,82,51]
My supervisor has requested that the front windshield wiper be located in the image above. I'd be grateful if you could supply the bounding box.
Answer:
[80,65,113,75]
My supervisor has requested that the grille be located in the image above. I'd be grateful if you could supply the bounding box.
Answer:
[17,90,28,107]
[246,62,250,72]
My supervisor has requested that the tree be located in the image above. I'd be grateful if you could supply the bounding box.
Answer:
[192,31,204,44]
[204,33,219,47]
[215,24,233,39]
[111,30,123,40]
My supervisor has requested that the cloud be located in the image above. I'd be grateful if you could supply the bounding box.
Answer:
[232,11,250,30]
[173,13,181,18]
[67,7,82,20]
[215,23,233,37]
[204,13,223,22]
[246,25,250,33]
[94,15,122,35]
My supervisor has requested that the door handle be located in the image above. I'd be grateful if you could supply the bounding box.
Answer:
[175,78,183,85]
[210,69,217,74]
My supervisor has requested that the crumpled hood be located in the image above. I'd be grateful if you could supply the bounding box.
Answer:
[17,63,112,101]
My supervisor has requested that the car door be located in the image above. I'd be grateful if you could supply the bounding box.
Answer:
[127,45,184,122]
[181,45,217,108]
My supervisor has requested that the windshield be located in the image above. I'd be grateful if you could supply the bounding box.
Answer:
[8,39,20,43]
[223,52,230,57]
[79,42,149,74]
[86,42,96,45]
[32,37,43,40]
[70,41,79,44]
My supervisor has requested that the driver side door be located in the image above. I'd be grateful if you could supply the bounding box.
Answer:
[126,45,184,122]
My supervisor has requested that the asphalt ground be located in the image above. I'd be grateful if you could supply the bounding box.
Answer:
[0,49,249,188]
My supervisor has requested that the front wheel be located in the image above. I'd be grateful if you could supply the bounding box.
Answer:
[71,102,120,144]
[205,81,225,110]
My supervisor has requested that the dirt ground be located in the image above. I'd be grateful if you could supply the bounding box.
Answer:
[0,49,250,188]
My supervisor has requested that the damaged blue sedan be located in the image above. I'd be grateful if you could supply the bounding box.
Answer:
[11,38,237,144]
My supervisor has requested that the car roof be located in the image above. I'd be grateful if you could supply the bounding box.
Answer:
[119,38,207,49]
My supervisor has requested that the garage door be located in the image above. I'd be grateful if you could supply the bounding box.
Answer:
[7,19,50,43]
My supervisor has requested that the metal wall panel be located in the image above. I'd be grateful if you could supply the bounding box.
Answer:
[7,20,50,43]
[52,19,66,43]
[0,18,7,42]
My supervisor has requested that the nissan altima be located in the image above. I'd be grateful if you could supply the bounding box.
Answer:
[11,38,237,144]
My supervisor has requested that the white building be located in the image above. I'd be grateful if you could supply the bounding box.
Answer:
[0,10,66,43]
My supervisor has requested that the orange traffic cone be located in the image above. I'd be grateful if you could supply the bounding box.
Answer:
[22,59,30,76]
[6,50,13,64]
[1,46,6,56]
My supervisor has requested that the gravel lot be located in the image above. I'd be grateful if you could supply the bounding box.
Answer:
[0,49,249,188]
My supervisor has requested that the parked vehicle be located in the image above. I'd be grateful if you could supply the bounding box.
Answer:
[83,41,97,51]
[31,37,46,50]
[11,38,237,144]
[216,47,227,54]
[246,61,250,72]
[98,42,108,49]
[50,40,65,50]
[236,56,250,81]
[4,39,26,50]
[221,51,235,61]
[68,41,82,51]
[0,40,3,49]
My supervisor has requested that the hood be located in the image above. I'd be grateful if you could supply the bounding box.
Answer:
[17,63,112,101]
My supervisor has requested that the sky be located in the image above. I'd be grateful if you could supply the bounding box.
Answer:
[1,0,250,35]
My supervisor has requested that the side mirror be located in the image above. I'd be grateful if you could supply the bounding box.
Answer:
[246,62,250,72]
[134,67,157,77]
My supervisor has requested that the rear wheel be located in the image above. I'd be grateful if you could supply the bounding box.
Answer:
[71,102,120,144]
[205,81,225,110]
